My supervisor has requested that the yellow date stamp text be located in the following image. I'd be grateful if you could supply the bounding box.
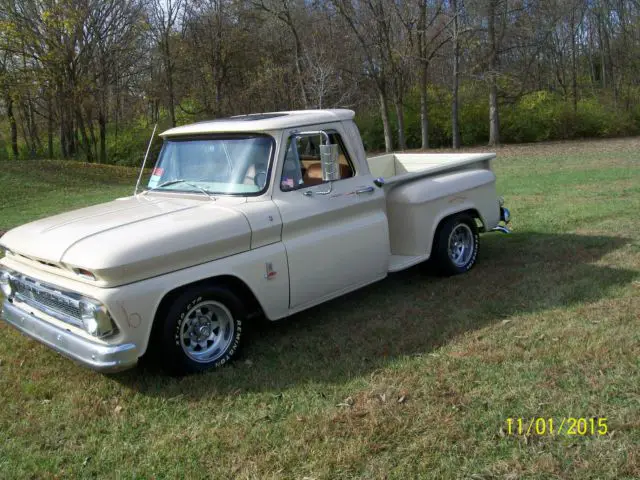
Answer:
[505,417,608,436]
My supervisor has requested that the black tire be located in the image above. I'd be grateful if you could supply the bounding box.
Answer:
[157,285,245,375]
[431,213,479,276]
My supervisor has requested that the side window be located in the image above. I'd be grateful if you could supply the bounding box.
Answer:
[280,132,355,191]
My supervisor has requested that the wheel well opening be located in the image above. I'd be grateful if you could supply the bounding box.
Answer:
[151,275,264,335]
[431,208,483,254]
[442,209,483,231]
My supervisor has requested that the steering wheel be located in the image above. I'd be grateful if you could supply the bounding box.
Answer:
[254,170,268,189]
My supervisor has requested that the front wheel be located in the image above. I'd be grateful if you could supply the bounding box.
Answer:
[431,214,479,276]
[158,285,245,375]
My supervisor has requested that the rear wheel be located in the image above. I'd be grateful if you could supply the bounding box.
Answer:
[431,214,479,276]
[157,285,245,375]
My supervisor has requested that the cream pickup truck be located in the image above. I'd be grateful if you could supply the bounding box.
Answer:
[0,109,511,374]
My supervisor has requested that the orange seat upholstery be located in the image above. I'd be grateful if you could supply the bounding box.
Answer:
[303,162,352,186]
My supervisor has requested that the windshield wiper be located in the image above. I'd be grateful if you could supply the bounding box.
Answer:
[140,179,216,200]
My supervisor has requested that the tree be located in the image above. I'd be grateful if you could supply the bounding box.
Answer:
[254,0,311,108]
[148,0,184,127]
[451,0,461,149]
[332,0,396,152]
[487,0,501,146]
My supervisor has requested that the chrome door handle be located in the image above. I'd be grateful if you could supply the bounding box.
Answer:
[303,190,314,197]
[355,186,375,194]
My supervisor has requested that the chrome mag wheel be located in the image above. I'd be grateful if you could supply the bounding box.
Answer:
[179,300,235,363]
[447,223,475,268]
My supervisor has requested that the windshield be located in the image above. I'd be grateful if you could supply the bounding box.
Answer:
[147,135,274,195]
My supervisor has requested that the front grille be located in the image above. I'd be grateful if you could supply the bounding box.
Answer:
[11,275,83,328]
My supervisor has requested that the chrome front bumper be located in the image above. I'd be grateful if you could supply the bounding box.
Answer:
[1,299,138,372]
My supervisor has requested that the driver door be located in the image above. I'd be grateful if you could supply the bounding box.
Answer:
[272,127,390,311]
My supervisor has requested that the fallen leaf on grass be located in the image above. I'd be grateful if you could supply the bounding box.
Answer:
[114,405,123,414]
[337,396,354,407]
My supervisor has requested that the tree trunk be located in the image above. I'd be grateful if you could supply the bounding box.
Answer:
[163,37,177,127]
[420,63,429,149]
[65,99,76,157]
[7,94,19,159]
[418,0,429,149]
[167,72,176,127]
[47,93,54,158]
[451,0,461,149]
[597,12,606,89]
[291,25,309,109]
[76,109,93,163]
[489,82,500,146]
[379,89,393,153]
[570,7,578,113]
[88,114,98,161]
[394,91,406,150]
[60,117,68,159]
[99,109,107,164]
[27,98,40,156]
[488,0,500,146]
[167,63,176,127]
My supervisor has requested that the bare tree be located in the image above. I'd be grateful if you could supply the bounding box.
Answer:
[451,0,461,149]
[148,0,184,127]
[254,0,310,108]
[332,0,395,152]
[487,0,501,146]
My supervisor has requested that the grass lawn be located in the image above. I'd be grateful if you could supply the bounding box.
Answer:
[0,138,639,479]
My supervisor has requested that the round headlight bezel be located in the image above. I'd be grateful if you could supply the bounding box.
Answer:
[0,270,13,298]
[79,299,115,337]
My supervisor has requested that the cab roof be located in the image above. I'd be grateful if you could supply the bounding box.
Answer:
[159,109,355,137]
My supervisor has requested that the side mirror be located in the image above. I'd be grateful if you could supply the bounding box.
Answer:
[319,144,340,181]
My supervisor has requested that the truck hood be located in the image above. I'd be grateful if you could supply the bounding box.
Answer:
[0,195,251,287]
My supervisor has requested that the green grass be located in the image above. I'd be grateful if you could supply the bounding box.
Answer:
[1,139,639,479]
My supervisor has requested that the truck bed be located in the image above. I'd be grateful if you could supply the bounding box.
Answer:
[366,152,500,268]
[367,152,496,185]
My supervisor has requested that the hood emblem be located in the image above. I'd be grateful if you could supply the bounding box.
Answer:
[264,262,277,280]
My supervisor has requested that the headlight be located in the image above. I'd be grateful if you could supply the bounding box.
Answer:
[0,269,13,297]
[79,300,116,337]
[0,270,13,298]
